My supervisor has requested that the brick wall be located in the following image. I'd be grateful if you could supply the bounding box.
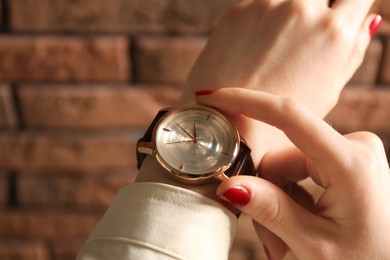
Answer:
[0,1,389,259]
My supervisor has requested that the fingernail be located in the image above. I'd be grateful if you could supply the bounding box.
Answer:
[195,89,216,96]
[369,15,382,38]
[220,186,250,206]
[263,245,271,260]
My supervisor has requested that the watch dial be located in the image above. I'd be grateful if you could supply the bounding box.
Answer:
[155,106,239,176]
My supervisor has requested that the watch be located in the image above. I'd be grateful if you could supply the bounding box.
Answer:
[136,105,257,184]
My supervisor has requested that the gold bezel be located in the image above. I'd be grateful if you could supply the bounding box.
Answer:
[151,105,240,184]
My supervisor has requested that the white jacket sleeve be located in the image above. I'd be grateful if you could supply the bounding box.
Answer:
[77,182,237,260]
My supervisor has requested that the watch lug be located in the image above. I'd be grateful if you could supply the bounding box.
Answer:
[137,142,155,155]
[215,172,229,182]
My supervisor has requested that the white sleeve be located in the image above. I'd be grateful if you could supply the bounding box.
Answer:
[77,182,237,260]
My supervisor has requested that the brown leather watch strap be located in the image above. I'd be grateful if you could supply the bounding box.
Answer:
[225,140,257,178]
[136,109,170,169]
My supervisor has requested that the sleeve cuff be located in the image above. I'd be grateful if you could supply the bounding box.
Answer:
[85,182,238,260]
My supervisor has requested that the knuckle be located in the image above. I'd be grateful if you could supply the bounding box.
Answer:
[353,131,385,154]
[278,97,308,128]
[321,16,352,44]
[347,132,384,173]
[313,240,337,260]
[252,190,284,229]
[285,0,316,20]
[357,131,383,145]
[280,96,307,116]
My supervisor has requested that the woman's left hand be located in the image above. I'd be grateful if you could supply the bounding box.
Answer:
[182,0,381,165]
[184,0,380,117]
[196,88,390,260]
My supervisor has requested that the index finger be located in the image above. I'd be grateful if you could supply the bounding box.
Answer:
[196,88,348,166]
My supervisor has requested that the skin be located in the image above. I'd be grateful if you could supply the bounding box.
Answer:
[135,0,383,258]
[196,88,390,260]
[180,0,378,164]
[137,0,379,202]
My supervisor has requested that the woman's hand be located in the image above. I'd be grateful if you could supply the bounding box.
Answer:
[184,0,380,116]
[182,0,381,164]
[196,88,390,260]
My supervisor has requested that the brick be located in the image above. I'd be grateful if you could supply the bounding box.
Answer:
[0,84,18,128]
[19,170,134,210]
[0,1,2,30]
[0,36,130,83]
[51,238,86,260]
[0,132,137,172]
[0,173,7,207]
[0,240,50,260]
[18,84,181,129]
[9,0,234,34]
[382,136,390,161]
[326,88,390,133]
[0,211,100,239]
[379,39,390,84]
[348,39,383,85]
[378,10,390,35]
[380,21,390,35]
[134,36,206,84]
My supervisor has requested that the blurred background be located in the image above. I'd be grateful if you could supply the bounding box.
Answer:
[0,0,389,259]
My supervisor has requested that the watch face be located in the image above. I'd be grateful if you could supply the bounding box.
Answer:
[154,105,239,179]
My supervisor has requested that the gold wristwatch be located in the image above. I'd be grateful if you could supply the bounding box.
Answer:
[137,105,257,184]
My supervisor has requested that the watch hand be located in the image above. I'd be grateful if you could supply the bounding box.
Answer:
[165,139,193,145]
[165,139,203,145]
[176,123,196,141]
[193,122,197,142]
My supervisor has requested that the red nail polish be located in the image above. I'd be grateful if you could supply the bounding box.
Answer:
[221,186,250,206]
[369,15,382,38]
[195,89,216,96]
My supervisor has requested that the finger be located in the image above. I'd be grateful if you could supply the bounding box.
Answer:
[332,0,375,22]
[196,88,349,183]
[259,147,309,187]
[344,131,390,175]
[347,14,381,76]
[254,223,289,260]
[217,176,328,255]
[344,131,383,151]
[260,149,325,202]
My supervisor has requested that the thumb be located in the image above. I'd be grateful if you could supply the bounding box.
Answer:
[217,176,326,255]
